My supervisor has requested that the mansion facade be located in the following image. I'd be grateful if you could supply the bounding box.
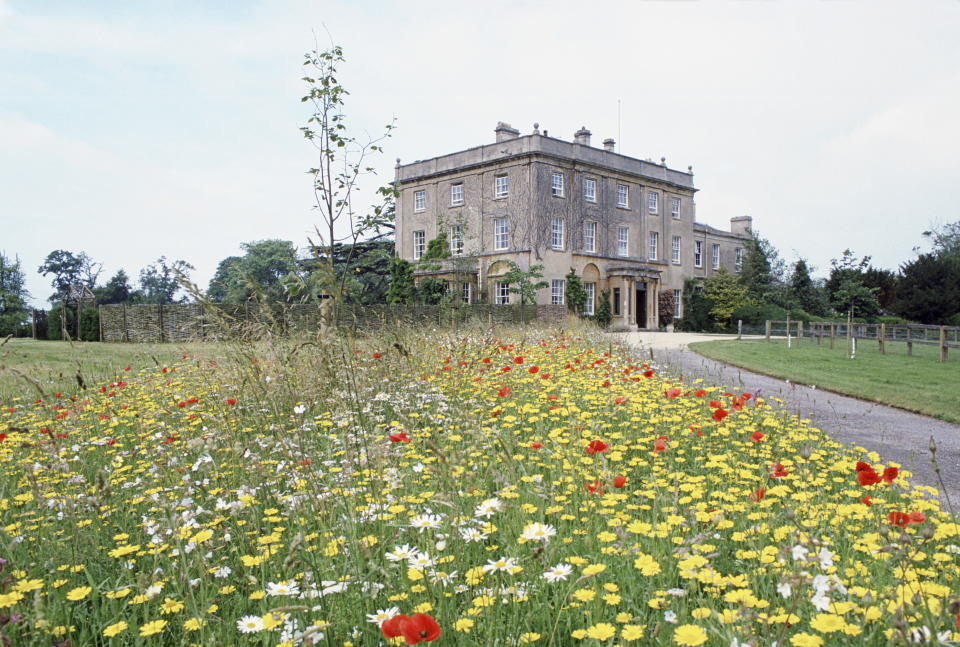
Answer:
[394,121,752,329]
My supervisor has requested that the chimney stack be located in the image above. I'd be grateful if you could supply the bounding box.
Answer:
[730,216,753,237]
[602,138,615,152]
[574,126,592,146]
[495,121,520,142]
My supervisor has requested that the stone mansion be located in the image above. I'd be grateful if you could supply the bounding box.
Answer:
[394,121,752,329]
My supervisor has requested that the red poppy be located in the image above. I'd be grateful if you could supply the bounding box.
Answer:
[653,436,668,453]
[372,352,381,359]
[888,511,910,528]
[530,442,543,450]
[585,479,603,494]
[750,431,765,443]
[226,397,237,406]
[163,435,177,445]
[547,394,558,401]
[601,380,611,388]
[389,432,411,443]
[177,401,187,408]
[613,396,628,405]
[585,440,608,455]
[613,475,627,488]
[642,370,654,378]
[708,400,722,409]
[382,615,409,639]
[514,356,524,364]
[497,386,512,398]
[955,613,960,631]
[908,511,926,524]
[742,393,752,401]
[123,365,131,371]
[665,387,682,399]
[861,496,872,506]
[770,463,789,478]
[397,613,441,644]
[712,408,729,422]
[689,425,703,437]
[750,488,765,502]
[482,357,491,364]
[693,389,707,397]
[882,466,899,484]
[730,396,744,411]
[528,365,539,374]
[0,433,6,443]
[857,465,881,487]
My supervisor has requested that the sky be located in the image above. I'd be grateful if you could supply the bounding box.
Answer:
[2,0,959,307]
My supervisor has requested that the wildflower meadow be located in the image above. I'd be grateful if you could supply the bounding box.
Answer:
[0,329,958,646]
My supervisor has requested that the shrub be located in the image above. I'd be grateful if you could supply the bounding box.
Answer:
[79,307,99,341]
[595,290,612,329]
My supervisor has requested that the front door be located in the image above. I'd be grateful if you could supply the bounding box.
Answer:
[636,286,646,328]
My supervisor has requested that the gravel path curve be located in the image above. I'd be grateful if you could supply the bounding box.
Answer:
[615,332,960,511]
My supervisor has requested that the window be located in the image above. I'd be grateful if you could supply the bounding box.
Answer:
[584,178,597,202]
[495,175,508,198]
[583,282,596,315]
[694,240,703,268]
[413,230,425,260]
[584,221,597,253]
[451,183,464,206]
[551,217,564,250]
[494,218,509,250]
[712,244,720,270]
[450,225,464,256]
[671,236,681,264]
[617,226,629,257]
[462,282,471,304]
[414,190,426,212]
[648,231,659,260]
[648,191,658,214]
[673,289,682,318]
[551,279,564,305]
[613,287,621,316]
[671,197,681,219]
[735,247,743,272]
[551,172,565,197]
[495,281,510,305]
[617,184,629,208]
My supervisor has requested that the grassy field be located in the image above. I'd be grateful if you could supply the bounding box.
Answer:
[689,337,960,424]
[0,338,221,403]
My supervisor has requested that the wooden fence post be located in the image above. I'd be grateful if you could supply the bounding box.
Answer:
[98,305,103,342]
[765,320,771,342]
[158,304,165,343]
[797,320,803,345]
[879,323,886,355]
[829,322,835,349]
[940,326,947,362]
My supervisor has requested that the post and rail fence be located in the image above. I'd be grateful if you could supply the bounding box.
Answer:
[763,320,959,362]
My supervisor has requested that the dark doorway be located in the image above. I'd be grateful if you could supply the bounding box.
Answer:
[613,288,621,316]
[636,286,647,328]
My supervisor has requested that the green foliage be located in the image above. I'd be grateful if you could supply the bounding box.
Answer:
[0,252,30,336]
[46,303,72,340]
[831,275,880,319]
[595,290,612,329]
[94,269,135,305]
[788,259,829,316]
[677,279,713,332]
[702,267,751,328]
[138,257,195,304]
[564,269,586,314]
[386,257,416,304]
[417,278,448,305]
[422,232,451,262]
[921,220,960,261]
[862,267,897,311]
[738,230,783,301]
[502,262,548,306]
[892,253,960,324]
[79,307,99,342]
[38,250,101,302]
[731,302,787,328]
[207,240,301,304]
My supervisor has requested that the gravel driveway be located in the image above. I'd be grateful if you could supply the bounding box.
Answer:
[616,332,960,511]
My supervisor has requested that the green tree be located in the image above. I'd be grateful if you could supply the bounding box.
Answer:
[702,266,751,329]
[832,275,880,319]
[138,257,194,304]
[207,240,300,304]
[38,250,101,302]
[386,257,416,304]
[893,253,960,324]
[502,262,548,305]
[421,232,450,263]
[564,269,587,314]
[207,257,244,303]
[738,231,784,302]
[301,44,396,303]
[417,278,448,305]
[921,221,960,260]
[94,269,135,305]
[862,266,897,311]
[595,289,612,329]
[677,278,713,332]
[0,252,30,335]
[788,259,828,316]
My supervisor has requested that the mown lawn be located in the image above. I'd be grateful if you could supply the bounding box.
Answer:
[689,338,960,424]
[0,338,221,402]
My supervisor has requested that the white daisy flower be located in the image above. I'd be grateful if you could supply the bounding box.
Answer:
[237,615,265,633]
[266,580,300,597]
[214,566,232,578]
[459,527,488,543]
[541,563,573,583]
[385,544,417,562]
[482,556,519,574]
[409,514,443,531]
[520,522,557,543]
[365,607,400,627]
[407,551,435,570]
[474,497,503,519]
